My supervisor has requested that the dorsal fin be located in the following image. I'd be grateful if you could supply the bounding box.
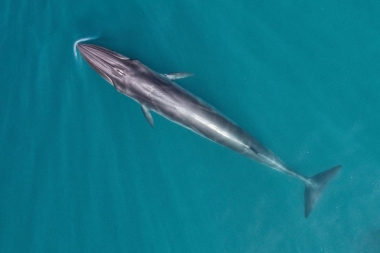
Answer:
[250,147,259,155]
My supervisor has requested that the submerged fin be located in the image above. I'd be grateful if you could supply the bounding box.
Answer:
[304,165,341,218]
[141,105,154,128]
[164,72,193,80]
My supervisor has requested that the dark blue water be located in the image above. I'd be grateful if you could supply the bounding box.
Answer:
[1,1,380,252]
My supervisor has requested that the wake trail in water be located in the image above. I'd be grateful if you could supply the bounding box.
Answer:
[73,35,100,66]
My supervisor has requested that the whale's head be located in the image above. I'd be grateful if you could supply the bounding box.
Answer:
[77,44,132,87]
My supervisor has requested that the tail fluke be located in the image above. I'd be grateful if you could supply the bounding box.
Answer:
[304,165,342,218]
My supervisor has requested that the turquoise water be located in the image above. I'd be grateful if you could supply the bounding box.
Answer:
[1,1,380,252]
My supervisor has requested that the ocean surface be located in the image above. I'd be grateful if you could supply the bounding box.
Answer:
[1,1,380,252]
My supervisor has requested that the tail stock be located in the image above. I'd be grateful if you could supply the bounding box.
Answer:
[304,165,342,218]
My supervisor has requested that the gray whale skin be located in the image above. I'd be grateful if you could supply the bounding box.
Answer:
[77,44,341,218]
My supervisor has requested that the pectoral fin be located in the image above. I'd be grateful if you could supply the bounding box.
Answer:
[164,72,193,80]
[141,105,154,128]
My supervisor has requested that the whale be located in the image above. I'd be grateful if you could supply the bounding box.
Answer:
[77,44,341,218]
